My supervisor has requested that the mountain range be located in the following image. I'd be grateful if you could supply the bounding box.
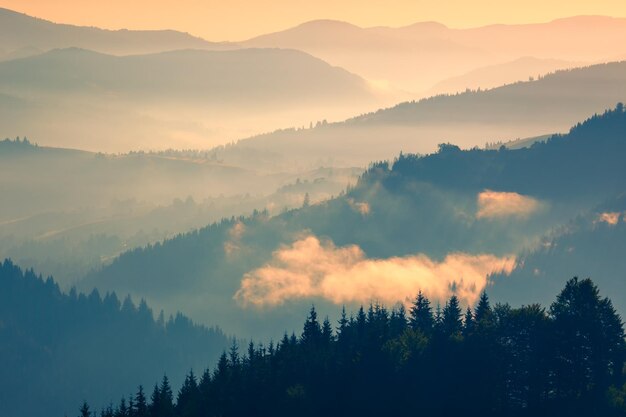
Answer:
[0,47,386,151]
[0,7,233,60]
[2,8,626,153]
[243,16,626,93]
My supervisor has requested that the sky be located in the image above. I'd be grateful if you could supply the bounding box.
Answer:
[3,0,626,41]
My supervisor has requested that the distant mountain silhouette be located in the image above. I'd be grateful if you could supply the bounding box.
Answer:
[0,7,233,60]
[427,56,583,96]
[0,47,374,103]
[243,16,626,93]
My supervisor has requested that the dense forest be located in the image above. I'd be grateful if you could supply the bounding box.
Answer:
[373,102,626,200]
[0,260,230,417]
[81,277,626,417]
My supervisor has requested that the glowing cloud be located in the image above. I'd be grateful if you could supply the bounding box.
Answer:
[596,212,621,226]
[476,190,541,219]
[235,235,516,308]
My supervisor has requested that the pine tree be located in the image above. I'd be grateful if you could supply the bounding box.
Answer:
[409,291,434,334]
[337,306,349,335]
[322,317,334,344]
[302,306,322,346]
[550,277,626,404]
[114,397,128,417]
[148,384,160,417]
[389,304,407,337]
[463,307,474,337]
[134,386,148,417]
[474,291,493,325]
[442,296,463,337]
[79,401,91,417]
[158,375,174,417]
[228,340,240,367]
[176,370,200,417]
[127,396,134,417]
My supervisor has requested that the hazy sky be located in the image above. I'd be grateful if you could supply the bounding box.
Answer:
[4,0,626,41]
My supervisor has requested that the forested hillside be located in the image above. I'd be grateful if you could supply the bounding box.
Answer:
[81,106,626,338]
[0,260,230,417]
[490,194,626,311]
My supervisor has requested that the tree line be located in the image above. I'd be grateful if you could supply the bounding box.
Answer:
[81,277,626,417]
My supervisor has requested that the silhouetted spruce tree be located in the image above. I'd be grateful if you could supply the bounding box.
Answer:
[442,295,463,337]
[463,307,474,337]
[114,397,128,417]
[175,370,199,417]
[474,291,492,323]
[433,302,443,331]
[128,396,135,417]
[79,401,91,417]
[197,370,211,416]
[101,404,114,417]
[149,384,160,417]
[301,306,322,347]
[550,277,626,412]
[134,386,148,417]
[322,317,334,345]
[409,291,434,334]
[389,305,408,337]
[158,376,174,417]
[337,306,349,335]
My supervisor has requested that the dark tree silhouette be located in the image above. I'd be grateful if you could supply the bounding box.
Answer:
[88,277,626,417]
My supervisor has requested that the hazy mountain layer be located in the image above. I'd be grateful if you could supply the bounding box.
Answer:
[0,139,360,285]
[0,7,232,60]
[214,62,626,170]
[427,56,583,96]
[243,16,626,93]
[0,47,383,151]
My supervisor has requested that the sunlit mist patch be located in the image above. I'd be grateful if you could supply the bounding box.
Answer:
[224,221,246,257]
[235,235,516,308]
[595,212,621,226]
[347,198,371,216]
[476,190,541,219]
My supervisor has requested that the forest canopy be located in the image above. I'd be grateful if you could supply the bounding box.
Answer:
[84,277,626,417]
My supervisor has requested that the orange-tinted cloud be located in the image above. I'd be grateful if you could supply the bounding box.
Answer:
[596,211,621,225]
[476,190,541,219]
[235,235,516,308]
[347,198,371,215]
